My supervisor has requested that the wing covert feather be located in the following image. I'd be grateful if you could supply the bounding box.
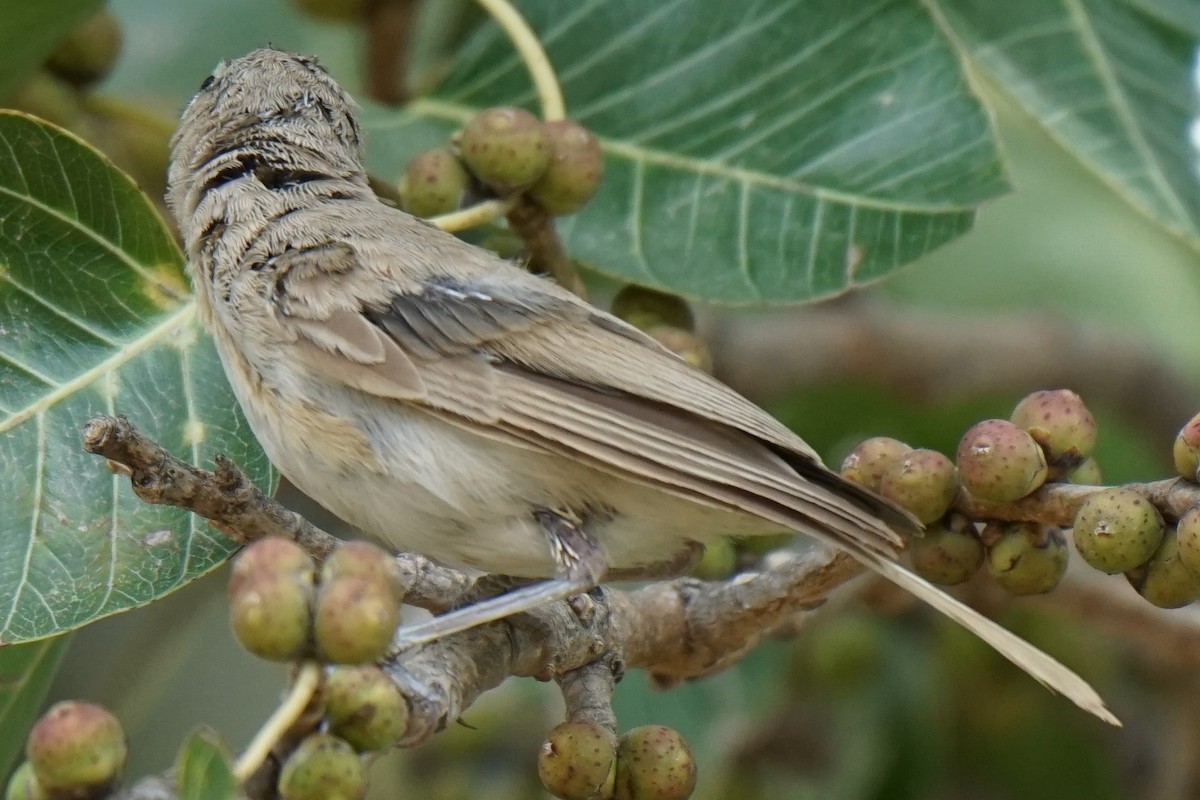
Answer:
[272,244,914,547]
[280,253,824,467]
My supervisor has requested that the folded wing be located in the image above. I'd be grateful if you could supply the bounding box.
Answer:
[268,239,1116,725]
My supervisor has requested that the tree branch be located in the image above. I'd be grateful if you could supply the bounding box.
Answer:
[80,415,473,612]
[954,478,1200,525]
[505,196,586,297]
[80,412,1200,798]
[363,0,420,105]
[80,416,863,747]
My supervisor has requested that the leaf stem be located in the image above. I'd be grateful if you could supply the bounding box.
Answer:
[430,196,515,233]
[473,0,565,120]
[233,661,322,784]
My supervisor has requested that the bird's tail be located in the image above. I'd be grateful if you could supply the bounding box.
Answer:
[846,540,1119,725]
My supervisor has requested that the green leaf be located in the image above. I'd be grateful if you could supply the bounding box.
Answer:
[0,636,70,777]
[175,729,239,800]
[0,112,271,645]
[0,0,105,99]
[1120,0,1200,38]
[932,0,1200,248]
[363,0,1006,304]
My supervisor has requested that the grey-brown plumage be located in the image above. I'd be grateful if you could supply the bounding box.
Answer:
[167,48,1115,724]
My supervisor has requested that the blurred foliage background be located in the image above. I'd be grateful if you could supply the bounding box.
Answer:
[2,0,1200,798]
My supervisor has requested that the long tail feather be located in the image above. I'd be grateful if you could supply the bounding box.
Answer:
[854,546,1119,726]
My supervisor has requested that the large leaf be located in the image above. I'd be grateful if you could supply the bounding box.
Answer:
[0,0,105,100]
[0,636,69,777]
[932,0,1200,248]
[1122,0,1200,37]
[0,112,270,645]
[363,0,1007,304]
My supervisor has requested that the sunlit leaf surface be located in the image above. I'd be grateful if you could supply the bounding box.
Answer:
[364,0,1007,303]
[934,0,1200,247]
[0,113,271,644]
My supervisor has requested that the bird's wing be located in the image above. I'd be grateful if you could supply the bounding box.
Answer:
[269,240,911,557]
[266,237,1117,725]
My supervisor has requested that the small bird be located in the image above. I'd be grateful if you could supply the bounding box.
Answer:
[167,48,1114,724]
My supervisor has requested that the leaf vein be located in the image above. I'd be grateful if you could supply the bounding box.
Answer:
[0,303,196,435]
[1,411,47,640]
[0,183,162,285]
[1061,0,1192,227]
[624,0,891,144]
[0,348,61,388]
[390,100,990,212]
[0,269,121,346]
[569,0,795,120]
[735,179,761,299]
[708,40,940,164]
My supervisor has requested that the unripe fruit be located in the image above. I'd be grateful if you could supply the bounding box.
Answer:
[839,437,912,494]
[610,286,695,332]
[321,541,406,604]
[324,665,409,752]
[277,733,365,800]
[4,763,44,800]
[908,514,983,586]
[1068,458,1102,485]
[45,9,121,88]
[614,726,697,800]
[26,701,126,793]
[229,572,314,661]
[1125,528,1200,608]
[1173,506,1200,576]
[956,419,1048,504]
[1173,412,1200,481]
[229,536,315,597]
[690,537,737,580]
[538,720,618,800]
[983,521,1068,595]
[291,0,366,23]
[527,120,604,214]
[1010,389,1097,475]
[645,325,712,372]
[459,106,550,193]
[314,577,399,664]
[398,148,470,218]
[879,448,959,525]
[1073,488,1164,574]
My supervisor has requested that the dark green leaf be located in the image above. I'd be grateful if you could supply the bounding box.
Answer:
[363,0,1006,304]
[1121,0,1200,37]
[0,0,105,99]
[933,0,1200,247]
[175,728,239,800]
[0,112,271,645]
[0,636,70,777]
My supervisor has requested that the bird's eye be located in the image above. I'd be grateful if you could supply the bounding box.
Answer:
[200,74,215,90]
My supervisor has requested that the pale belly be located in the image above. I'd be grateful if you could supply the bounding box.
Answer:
[239,375,773,577]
